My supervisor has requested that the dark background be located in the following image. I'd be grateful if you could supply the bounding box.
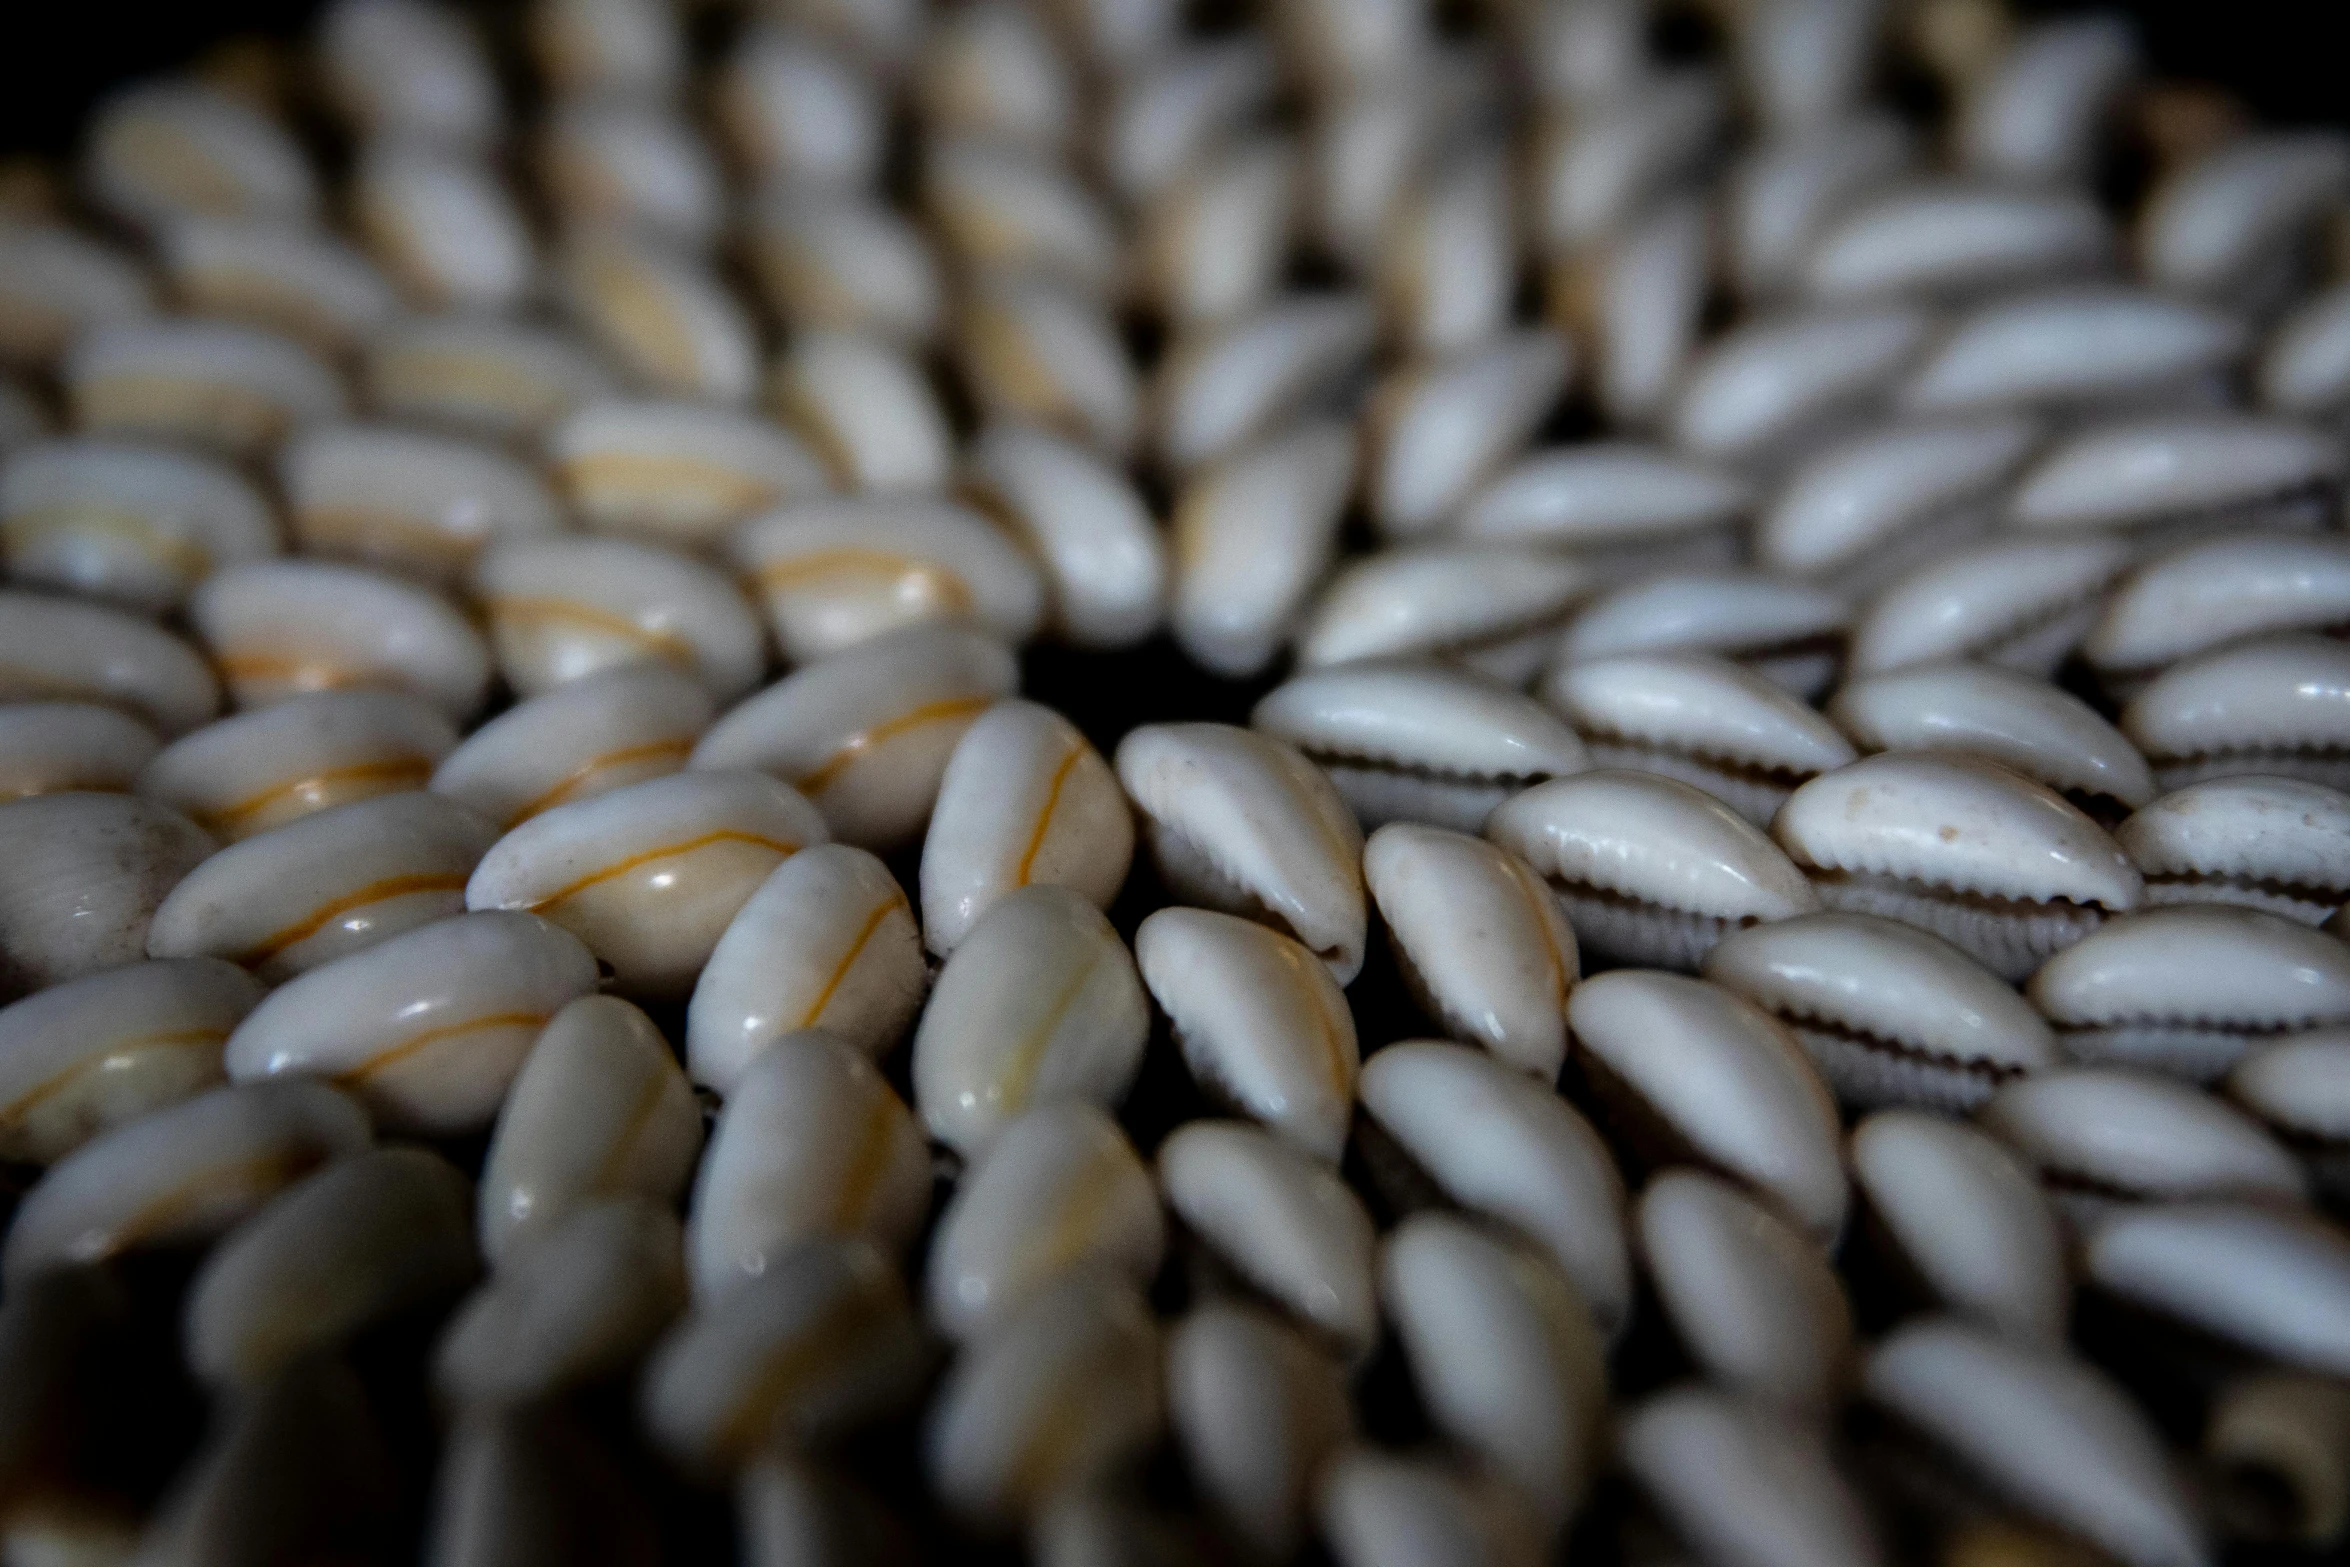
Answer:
[0,0,2341,159]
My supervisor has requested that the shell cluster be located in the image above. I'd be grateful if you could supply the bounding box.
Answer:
[5,0,2350,1563]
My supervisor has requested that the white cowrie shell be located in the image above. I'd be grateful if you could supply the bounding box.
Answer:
[2027,906,2350,1081]
[744,185,944,346]
[0,957,256,1165]
[434,664,711,830]
[1455,442,1752,565]
[1561,191,1711,429]
[1135,907,1359,1163]
[693,623,1019,850]
[530,0,687,100]
[1980,1067,2306,1212]
[546,397,828,549]
[736,1454,904,1567]
[1156,1117,1379,1361]
[1956,15,2139,185]
[919,139,1123,298]
[688,842,925,1090]
[2005,415,2342,540]
[0,1078,369,1287]
[473,536,764,704]
[477,995,701,1268]
[1726,113,1914,300]
[2228,1035,2350,1201]
[0,701,158,799]
[0,588,218,736]
[731,495,1045,664]
[1558,570,1852,698]
[2122,635,2350,793]
[1733,0,1883,137]
[1774,754,2143,980]
[435,1197,687,1409]
[0,792,212,997]
[925,1272,1164,1530]
[1153,293,1378,474]
[1527,71,1724,255]
[363,314,617,443]
[1754,415,2039,592]
[143,688,455,841]
[769,330,956,496]
[1254,661,1589,835]
[156,218,397,355]
[189,559,491,721]
[1569,970,1847,1243]
[1296,545,1594,685]
[1900,286,2246,416]
[1487,771,1818,971]
[1850,1108,2070,1344]
[1170,419,1354,678]
[1829,660,2155,814]
[1704,912,2056,1111]
[538,99,724,251]
[148,791,496,981]
[1378,143,1515,361]
[1519,0,1651,108]
[912,887,1150,1157]
[0,222,156,369]
[466,768,827,1000]
[1367,331,1573,540]
[2201,1371,2350,1549]
[2087,535,2350,687]
[955,271,1141,461]
[1668,304,1933,463]
[1362,827,1579,1076]
[2139,131,2350,301]
[926,1100,1162,1343]
[1302,76,1446,276]
[64,317,345,458]
[223,910,599,1135]
[317,0,501,146]
[914,2,1076,155]
[1378,1213,1607,1537]
[353,139,538,313]
[1101,36,1280,206]
[1167,1303,1353,1564]
[716,27,887,190]
[961,423,1167,650]
[81,81,317,230]
[1863,1317,2211,1567]
[0,437,276,614]
[1540,651,1856,828]
[920,700,1130,957]
[1849,535,2134,677]
[1356,1041,1629,1339]
[2117,775,2350,923]
[2260,280,2350,418]
[184,1144,477,1387]
[2086,1204,2350,1379]
[1139,135,1298,331]
[687,1029,931,1297]
[777,0,927,70]
[1620,1385,1886,1567]
[644,1236,928,1476]
[277,423,564,585]
[1117,722,1367,982]
[561,233,760,406]
[1271,0,1428,99]
[1797,182,2114,304]
[1315,1448,1543,1567]
[1637,1167,1854,1412]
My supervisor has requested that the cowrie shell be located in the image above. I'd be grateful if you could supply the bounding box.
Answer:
[0,791,213,998]
[434,664,711,830]
[1167,1303,1353,1563]
[1956,15,2138,185]
[0,956,257,1165]
[689,842,925,1090]
[1619,1385,1885,1567]
[1297,546,1595,687]
[2122,634,2350,793]
[1152,292,1378,474]
[1900,287,2246,415]
[0,590,218,736]
[189,559,492,721]
[546,397,829,549]
[1316,1448,1544,1567]
[1555,191,1712,430]
[362,314,616,442]
[743,186,945,344]
[156,217,396,355]
[477,994,702,1267]
[143,689,455,841]
[0,701,159,800]
[2117,775,2350,923]
[82,81,317,230]
[0,222,156,369]
[1557,570,1850,699]
[1980,1066,2306,1216]
[914,1,1077,156]
[222,910,600,1135]
[1101,35,1279,206]
[1733,0,1884,138]
[560,232,760,406]
[2005,414,2342,542]
[2087,534,2350,690]
[1796,181,2114,304]
[1726,112,1913,299]
[530,0,687,99]
[538,98,723,250]
[149,790,497,981]
[1169,418,1354,678]
[352,139,538,313]
[317,0,502,146]
[1668,303,1932,464]
[716,26,888,190]
[961,422,1168,650]
[2086,1203,2350,1379]
[952,270,1141,459]
[1380,143,1517,361]
[1455,442,1752,572]
[276,423,565,584]
[1527,71,1722,255]
[692,623,1019,849]
[768,329,956,495]
[2139,130,2350,301]
[472,535,765,704]
[64,317,345,458]
[912,886,1150,1156]
[1367,331,1573,540]
[920,138,1122,297]
[1849,535,2134,677]
[2260,279,2350,418]
[1138,135,1298,331]
[1135,906,1358,1162]
[686,1030,930,1297]
[0,437,277,614]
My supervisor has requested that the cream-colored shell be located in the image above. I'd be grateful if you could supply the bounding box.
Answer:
[1754,415,2039,583]
[545,397,828,549]
[64,317,345,458]
[352,139,537,311]
[188,559,491,721]
[915,3,1078,153]
[0,437,277,613]
[1796,181,2112,302]
[920,138,1122,296]
[2086,1204,2350,1379]
[1170,419,1356,678]
[2088,535,2350,680]
[1849,536,2134,677]
[1556,571,1851,697]
[560,233,760,405]
[1900,288,2245,415]
[1574,190,1711,428]
[1668,304,1932,460]
[1956,15,2138,185]
[1367,331,1573,539]
[0,589,218,736]
[768,330,955,495]
[0,791,213,997]
[2122,634,2350,777]
[276,423,563,584]
[1619,1385,1886,1567]
[1455,442,1753,551]
[157,217,397,353]
[142,689,455,841]
[742,185,944,343]
[2260,279,2350,417]
[317,0,502,146]
[1980,1067,2306,1206]
[1296,544,1593,683]
[1100,35,1278,205]
[222,910,600,1135]
[715,26,888,189]
[1167,1303,1353,1563]
[961,422,1169,649]
[1725,113,1913,299]
[1527,73,1722,254]
[81,81,317,229]
[0,702,158,799]
[538,98,723,249]
[2006,415,2342,535]
[2118,775,2350,922]
[953,271,1140,459]
[0,222,156,369]
[362,314,615,442]
[530,0,687,98]
[1152,293,1377,473]
[434,664,713,830]
[1828,660,2156,809]
[1139,135,1298,330]
[472,535,765,703]
[1315,1448,1544,1567]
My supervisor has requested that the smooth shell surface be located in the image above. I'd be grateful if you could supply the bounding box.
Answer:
[0,792,214,997]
